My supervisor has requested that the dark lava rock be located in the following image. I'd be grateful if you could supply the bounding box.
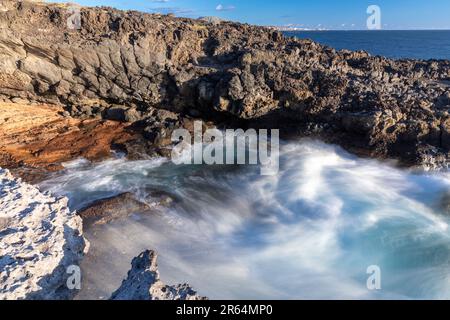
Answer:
[1,0,450,167]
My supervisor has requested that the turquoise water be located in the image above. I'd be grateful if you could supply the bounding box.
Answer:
[39,140,450,299]
[284,30,450,60]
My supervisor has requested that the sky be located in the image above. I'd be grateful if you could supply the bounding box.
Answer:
[54,0,450,30]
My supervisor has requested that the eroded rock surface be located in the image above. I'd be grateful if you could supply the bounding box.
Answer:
[110,250,207,300]
[0,167,89,300]
[0,101,147,182]
[0,0,449,167]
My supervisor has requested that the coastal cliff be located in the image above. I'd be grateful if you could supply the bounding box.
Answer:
[0,1,450,167]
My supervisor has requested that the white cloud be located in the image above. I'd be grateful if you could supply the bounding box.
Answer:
[216,4,236,11]
[149,7,195,15]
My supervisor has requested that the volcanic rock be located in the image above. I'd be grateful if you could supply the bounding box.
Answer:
[0,101,146,181]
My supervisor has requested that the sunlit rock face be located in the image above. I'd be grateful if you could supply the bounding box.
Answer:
[0,0,449,166]
[0,101,143,181]
[0,167,89,300]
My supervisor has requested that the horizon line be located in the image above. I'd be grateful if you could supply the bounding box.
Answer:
[277,28,450,31]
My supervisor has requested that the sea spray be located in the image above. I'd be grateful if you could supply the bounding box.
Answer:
[39,139,450,299]
[171,121,280,175]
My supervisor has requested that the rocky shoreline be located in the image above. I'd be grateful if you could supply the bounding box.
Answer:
[0,0,449,168]
[0,101,147,183]
[0,0,450,300]
[0,167,204,300]
[0,167,88,299]
[0,98,211,184]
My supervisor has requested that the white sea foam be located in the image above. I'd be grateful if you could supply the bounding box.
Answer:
[39,139,450,299]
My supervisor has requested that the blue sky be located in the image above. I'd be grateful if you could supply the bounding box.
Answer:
[55,0,450,30]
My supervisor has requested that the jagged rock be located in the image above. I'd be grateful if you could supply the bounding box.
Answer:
[0,167,89,300]
[0,102,143,177]
[0,0,449,167]
[110,250,207,300]
[124,108,142,123]
[104,106,127,121]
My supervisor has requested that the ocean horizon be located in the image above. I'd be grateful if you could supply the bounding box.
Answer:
[283,30,450,60]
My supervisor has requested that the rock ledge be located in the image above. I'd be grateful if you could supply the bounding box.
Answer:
[0,167,88,300]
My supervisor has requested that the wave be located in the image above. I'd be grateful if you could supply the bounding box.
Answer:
[39,139,450,299]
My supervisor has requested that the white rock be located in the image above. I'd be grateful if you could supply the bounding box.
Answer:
[0,167,88,300]
[110,250,207,300]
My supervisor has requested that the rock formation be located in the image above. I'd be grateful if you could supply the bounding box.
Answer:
[0,0,449,167]
[0,167,88,300]
[110,250,207,300]
[0,101,146,182]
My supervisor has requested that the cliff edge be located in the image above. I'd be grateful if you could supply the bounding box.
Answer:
[0,0,449,167]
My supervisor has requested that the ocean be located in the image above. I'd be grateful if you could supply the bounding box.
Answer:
[283,30,450,60]
[41,140,450,300]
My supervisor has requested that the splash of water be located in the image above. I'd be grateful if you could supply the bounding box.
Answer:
[39,139,450,299]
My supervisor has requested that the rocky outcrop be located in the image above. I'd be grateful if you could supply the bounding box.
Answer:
[79,190,178,227]
[79,193,151,226]
[0,167,88,300]
[0,0,449,166]
[110,250,206,300]
[0,101,148,183]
